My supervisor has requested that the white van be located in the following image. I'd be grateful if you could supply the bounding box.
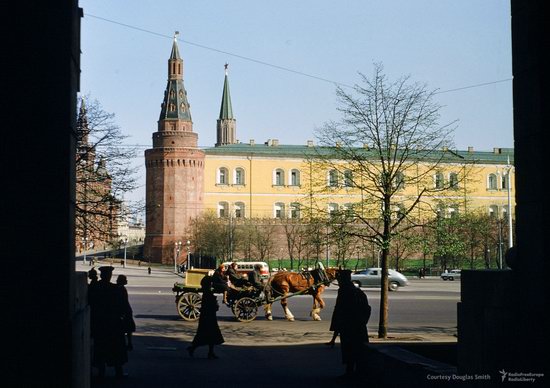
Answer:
[222,261,270,279]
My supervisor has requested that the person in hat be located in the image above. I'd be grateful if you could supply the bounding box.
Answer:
[92,266,129,378]
[226,262,245,287]
[116,275,136,351]
[330,269,371,378]
[187,276,224,359]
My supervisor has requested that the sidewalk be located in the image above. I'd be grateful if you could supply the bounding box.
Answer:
[84,263,458,387]
[90,330,457,388]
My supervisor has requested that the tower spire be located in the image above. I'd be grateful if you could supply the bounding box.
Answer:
[170,31,181,60]
[216,63,237,146]
[219,64,234,120]
[158,31,192,126]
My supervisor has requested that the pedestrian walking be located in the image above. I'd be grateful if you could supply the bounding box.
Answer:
[330,269,371,378]
[187,276,224,359]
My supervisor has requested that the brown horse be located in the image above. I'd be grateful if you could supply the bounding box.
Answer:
[264,267,338,321]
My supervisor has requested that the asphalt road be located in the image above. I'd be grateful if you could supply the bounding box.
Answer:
[78,262,459,344]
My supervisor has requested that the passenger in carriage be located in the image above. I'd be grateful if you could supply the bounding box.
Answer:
[211,264,230,304]
[226,261,246,287]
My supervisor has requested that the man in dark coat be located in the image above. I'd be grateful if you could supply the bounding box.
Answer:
[331,269,371,377]
[247,264,264,290]
[91,266,128,378]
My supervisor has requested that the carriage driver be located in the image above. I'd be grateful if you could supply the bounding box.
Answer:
[247,264,264,291]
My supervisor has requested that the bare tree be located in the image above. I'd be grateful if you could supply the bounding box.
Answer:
[313,64,459,338]
[251,220,275,262]
[75,96,139,252]
[281,218,307,270]
[190,211,230,260]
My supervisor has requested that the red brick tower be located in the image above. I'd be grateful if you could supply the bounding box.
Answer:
[144,33,205,264]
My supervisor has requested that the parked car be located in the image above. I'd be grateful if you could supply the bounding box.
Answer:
[440,269,461,281]
[351,268,409,291]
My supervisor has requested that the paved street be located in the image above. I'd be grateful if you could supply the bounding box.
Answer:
[78,262,459,387]
[78,262,459,343]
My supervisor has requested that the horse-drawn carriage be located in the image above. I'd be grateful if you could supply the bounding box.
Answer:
[172,265,337,322]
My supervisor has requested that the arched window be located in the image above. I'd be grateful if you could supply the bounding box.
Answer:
[436,203,445,219]
[448,205,459,218]
[218,202,229,218]
[502,205,509,219]
[218,167,228,185]
[501,173,508,190]
[290,203,301,219]
[274,202,285,218]
[393,204,406,219]
[488,174,498,190]
[343,203,355,218]
[394,172,405,190]
[290,169,300,186]
[449,173,459,189]
[328,203,339,217]
[274,169,285,186]
[489,205,499,218]
[344,170,353,187]
[234,202,245,218]
[235,168,245,185]
[434,172,444,189]
[328,170,339,187]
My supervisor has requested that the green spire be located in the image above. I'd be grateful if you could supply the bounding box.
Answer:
[219,63,234,120]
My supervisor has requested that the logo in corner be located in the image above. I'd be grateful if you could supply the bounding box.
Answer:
[499,370,508,382]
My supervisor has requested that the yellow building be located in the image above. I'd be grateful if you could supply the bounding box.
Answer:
[203,141,515,221]
[144,37,514,264]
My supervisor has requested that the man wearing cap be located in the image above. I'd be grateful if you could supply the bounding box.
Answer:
[331,269,371,378]
[91,266,128,378]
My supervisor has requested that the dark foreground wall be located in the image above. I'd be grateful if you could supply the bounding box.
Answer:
[458,0,546,382]
[3,1,88,387]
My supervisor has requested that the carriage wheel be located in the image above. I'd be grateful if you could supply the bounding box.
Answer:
[177,292,202,321]
[233,297,258,322]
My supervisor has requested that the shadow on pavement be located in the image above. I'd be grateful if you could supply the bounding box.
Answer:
[90,332,387,388]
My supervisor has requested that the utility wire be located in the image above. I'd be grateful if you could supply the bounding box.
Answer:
[435,78,512,95]
[86,14,512,96]
[85,13,354,88]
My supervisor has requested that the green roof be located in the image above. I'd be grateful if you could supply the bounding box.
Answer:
[203,143,514,164]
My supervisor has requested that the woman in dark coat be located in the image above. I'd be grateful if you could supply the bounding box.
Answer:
[187,276,224,359]
[116,275,136,350]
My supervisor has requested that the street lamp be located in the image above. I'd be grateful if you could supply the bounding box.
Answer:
[123,237,128,268]
[506,158,514,249]
[82,237,88,265]
[174,241,182,273]
[186,240,191,270]
[119,235,128,268]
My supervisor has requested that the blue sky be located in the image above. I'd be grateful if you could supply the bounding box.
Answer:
[80,0,513,204]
